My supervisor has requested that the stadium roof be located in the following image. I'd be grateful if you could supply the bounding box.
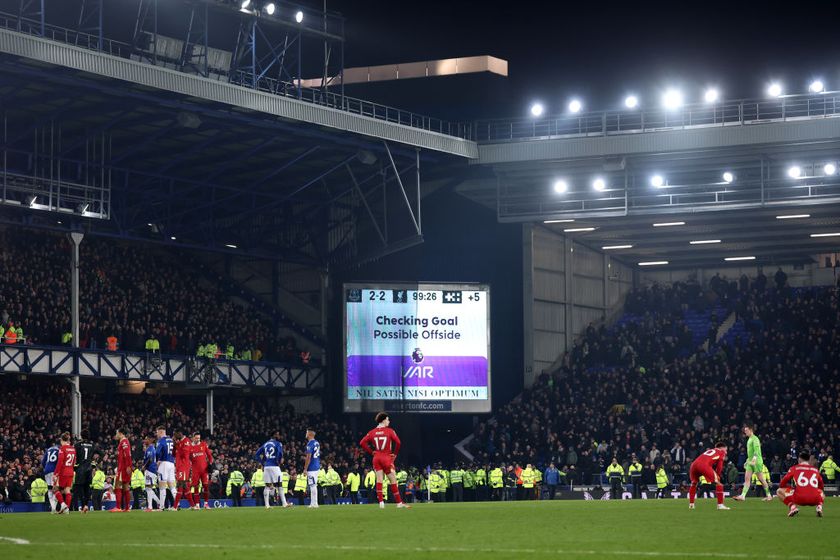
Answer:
[540,205,840,268]
[0,42,466,266]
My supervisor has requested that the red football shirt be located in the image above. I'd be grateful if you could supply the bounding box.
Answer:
[116,437,132,471]
[55,444,76,477]
[780,463,824,501]
[359,426,401,456]
[691,448,727,477]
[175,436,191,468]
[189,441,212,471]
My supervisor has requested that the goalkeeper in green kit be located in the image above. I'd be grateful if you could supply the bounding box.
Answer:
[733,423,773,501]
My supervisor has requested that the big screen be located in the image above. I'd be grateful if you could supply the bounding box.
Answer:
[343,283,491,413]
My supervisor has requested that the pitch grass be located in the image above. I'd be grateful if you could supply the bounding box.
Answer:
[1,499,838,560]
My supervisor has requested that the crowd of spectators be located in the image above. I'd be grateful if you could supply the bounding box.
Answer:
[468,275,840,487]
[0,231,304,362]
[0,375,363,502]
[3,269,839,504]
[568,281,709,373]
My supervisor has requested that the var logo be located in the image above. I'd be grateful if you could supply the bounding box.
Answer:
[403,366,434,378]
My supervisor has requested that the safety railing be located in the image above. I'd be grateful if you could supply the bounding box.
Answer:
[474,93,840,143]
[229,70,475,139]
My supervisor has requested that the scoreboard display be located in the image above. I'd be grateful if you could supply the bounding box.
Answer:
[343,283,491,414]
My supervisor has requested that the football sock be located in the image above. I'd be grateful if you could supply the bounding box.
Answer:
[715,484,724,505]
[688,482,697,504]
[309,483,318,506]
[115,488,123,509]
[389,484,403,504]
[376,482,383,503]
[264,486,271,505]
[54,489,65,507]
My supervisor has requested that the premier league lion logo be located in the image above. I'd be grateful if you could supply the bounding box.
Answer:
[411,347,424,364]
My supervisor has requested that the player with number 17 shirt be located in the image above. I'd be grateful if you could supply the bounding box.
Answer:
[359,412,409,509]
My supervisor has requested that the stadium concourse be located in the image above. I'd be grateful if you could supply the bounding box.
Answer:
[2,271,839,509]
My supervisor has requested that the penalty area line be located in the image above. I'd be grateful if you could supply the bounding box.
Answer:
[0,536,30,545]
[5,541,839,560]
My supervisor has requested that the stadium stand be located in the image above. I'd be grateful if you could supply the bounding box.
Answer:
[466,277,839,487]
[0,231,306,362]
[2,274,838,504]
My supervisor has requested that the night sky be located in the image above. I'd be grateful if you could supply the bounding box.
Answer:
[9,0,840,121]
[331,0,840,119]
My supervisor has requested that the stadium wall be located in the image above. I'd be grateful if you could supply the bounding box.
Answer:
[523,225,633,386]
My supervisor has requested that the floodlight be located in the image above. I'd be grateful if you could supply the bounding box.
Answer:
[767,83,783,97]
[704,88,719,103]
[662,89,683,110]
[593,178,606,191]
[787,165,802,179]
[553,180,569,194]
[824,163,837,176]
[624,95,638,109]
[650,175,664,188]
[568,99,582,113]
[530,102,545,117]
[809,80,824,93]
[295,10,304,23]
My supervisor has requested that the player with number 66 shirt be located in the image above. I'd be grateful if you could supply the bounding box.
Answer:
[777,450,824,517]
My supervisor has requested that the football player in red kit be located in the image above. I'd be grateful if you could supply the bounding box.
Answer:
[359,412,410,509]
[53,432,76,514]
[111,427,133,512]
[173,429,192,510]
[189,432,213,510]
[688,442,730,510]
[778,451,825,517]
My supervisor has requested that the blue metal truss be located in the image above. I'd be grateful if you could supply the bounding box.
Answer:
[16,0,44,36]
[76,0,103,50]
[180,1,209,77]
[132,0,158,66]
[0,344,324,391]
